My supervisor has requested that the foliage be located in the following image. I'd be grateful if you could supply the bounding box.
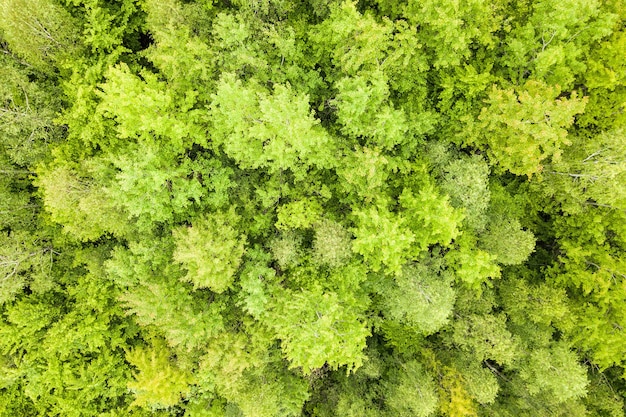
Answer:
[1,0,625,415]
[475,80,587,177]
[0,0,83,71]
[173,210,246,293]
[126,338,192,409]
[378,259,456,335]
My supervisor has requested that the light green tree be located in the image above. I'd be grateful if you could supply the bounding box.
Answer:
[127,338,192,409]
[385,360,439,417]
[378,260,456,335]
[264,282,370,373]
[210,74,337,177]
[0,0,83,71]
[173,210,246,293]
[35,165,130,240]
[476,80,587,177]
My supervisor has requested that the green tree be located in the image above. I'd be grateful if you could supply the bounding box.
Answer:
[401,0,501,68]
[500,0,617,88]
[384,360,439,417]
[312,219,353,268]
[264,282,370,373]
[0,230,55,305]
[210,74,337,177]
[377,258,456,335]
[0,0,83,71]
[35,164,130,241]
[126,338,192,409]
[519,342,588,402]
[475,80,587,177]
[438,154,491,232]
[0,55,64,166]
[173,210,246,293]
[479,217,536,265]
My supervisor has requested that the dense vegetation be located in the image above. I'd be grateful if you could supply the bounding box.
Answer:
[0,0,625,415]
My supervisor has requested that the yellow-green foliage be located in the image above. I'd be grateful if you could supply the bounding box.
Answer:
[0,0,82,70]
[126,339,192,409]
[1,0,625,415]
[173,210,245,292]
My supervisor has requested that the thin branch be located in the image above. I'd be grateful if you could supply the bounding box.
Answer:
[586,261,626,280]
[0,170,33,175]
[541,30,557,52]
[484,360,511,382]
[582,149,607,163]
[565,28,585,44]
[546,171,599,180]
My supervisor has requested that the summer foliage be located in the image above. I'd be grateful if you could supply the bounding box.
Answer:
[0,0,625,415]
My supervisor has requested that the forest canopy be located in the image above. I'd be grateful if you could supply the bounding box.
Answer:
[0,0,625,415]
